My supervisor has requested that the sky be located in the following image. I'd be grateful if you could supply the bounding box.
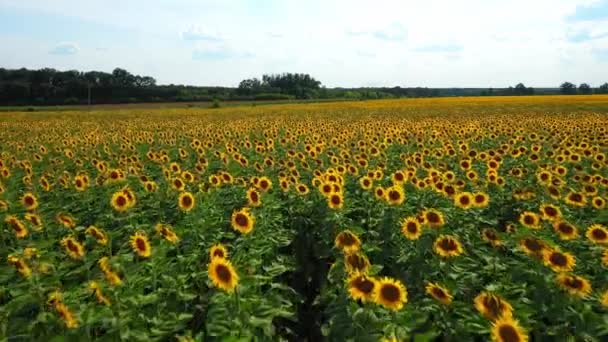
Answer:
[1,0,608,88]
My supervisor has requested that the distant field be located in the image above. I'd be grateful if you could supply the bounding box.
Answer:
[1,95,607,341]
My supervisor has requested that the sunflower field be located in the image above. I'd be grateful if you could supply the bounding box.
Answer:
[1,96,608,342]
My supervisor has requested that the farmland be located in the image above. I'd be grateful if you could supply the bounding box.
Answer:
[1,96,608,341]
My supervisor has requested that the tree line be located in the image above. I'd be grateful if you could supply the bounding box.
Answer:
[1,67,607,106]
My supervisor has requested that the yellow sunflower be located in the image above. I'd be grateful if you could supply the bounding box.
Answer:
[86,226,108,245]
[586,224,608,245]
[110,191,131,212]
[481,228,502,247]
[519,237,546,258]
[600,289,608,308]
[552,220,578,240]
[346,272,377,302]
[88,281,111,306]
[400,217,423,240]
[231,208,255,234]
[246,188,262,207]
[61,236,85,259]
[130,231,151,258]
[539,204,561,221]
[178,192,195,212]
[519,211,541,229]
[373,277,408,311]
[542,249,576,273]
[423,209,445,228]
[344,252,371,274]
[209,243,228,260]
[155,223,180,244]
[425,282,453,305]
[54,302,78,329]
[359,176,373,190]
[433,235,464,258]
[208,258,239,292]
[454,192,474,209]
[472,192,490,208]
[5,215,28,239]
[21,192,38,211]
[7,255,32,278]
[385,186,405,205]
[556,273,592,298]
[334,230,361,254]
[602,249,608,267]
[474,292,513,320]
[327,192,344,210]
[564,191,587,208]
[491,316,528,342]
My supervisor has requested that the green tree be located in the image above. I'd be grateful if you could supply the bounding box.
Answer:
[560,82,577,95]
[578,83,592,95]
[598,83,608,94]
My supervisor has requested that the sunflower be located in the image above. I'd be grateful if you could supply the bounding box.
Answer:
[171,177,186,191]
[245,188,262,207]
[481,228,502,247]
[54,302,78,329]
[0,199,8,211]
[61,236,85,259]
[347,273,377,302]
[386,186,405,205]
[552,220,578,240]
[130,231,151,258]
[519,237,546,257]
[155,223,180,244]
[454,192,474,209]
[586,224,608,245]
[539,204,561,221]
[400,217,423,240]
[209,243,228,260]
[472,192,490,208]
[424,209,445,228]
[208,258,239,292]
[89,281,111,306]
[603,249,608,267]
[295,183,310,195]
[433,235,464,258]
[518,211,540,229]
[344,252,371,274]
[491,316,528,342]
[110,191,130,212]
[5,215,28,239]
[373,277,408,311]
[231,208,255,234]
[474,292,513,320]
[327,192,344,210]
[601,290,608,308]
[591,196,606,209]
[425,282,453,305]
[335,230,361,253]
[564,192,587,208]
[556,273,592,298]
[143,181,157,192]
[257,176,272,192]
[21,192,38,211]
[178,192,195,212]
[86,226,108,245]
[543,249,576,273]
[7,255,32,278]
[374,187,386,200]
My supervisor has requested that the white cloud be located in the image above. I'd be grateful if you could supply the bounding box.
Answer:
[181,25,223,41]
[49,42,79,55]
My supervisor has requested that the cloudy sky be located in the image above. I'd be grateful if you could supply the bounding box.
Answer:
[1,0,607,87]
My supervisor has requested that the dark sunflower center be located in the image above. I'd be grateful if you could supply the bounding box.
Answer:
[136,238,147,252]
[347,255,367,270]
[549,253,567,266]
[459,196,470,205]
[431,287,447,299]
[427,212,440,223]
[524,239,543,252]
[523,215,535,225]
[498,324,521,342]
[474,195,485,203]
[339,233,356,246]
[216,264,232,282]
[439,238,457,251]
[570,193,583,202]
[181,195,193,207]
[67,240,79,252]
[250,192,259,202]
[25,197,34,206]
[376,189,384,196]
[558,223,573,234]
[591,229,607,240]
[565,277,583,289]
[484,230,498,240]
[116,196,127,207]
[213,250,225,258]
[235,213,248,227]
[407,222,418,233]
[174,180,183,188]
[354,277,374,294]
[380,284,400,302]
[331,195,341,205]
[388,190,401,201]
[483,296,503,318]
[395,173,404,181]
[544,207,557,216]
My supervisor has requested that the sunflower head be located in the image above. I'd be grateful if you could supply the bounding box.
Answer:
[474,292,513,320]
[231,208,255,234]
[552,221,578,240]
[373,277,408,311]
[61,236,85,259]
[346,273,377,302]
[130,231,151,258]
[208,258,239,292]
[344,252,371,274]
[556,273,592,298]
[539,204,561,221]
[491,316,529,342]
[425,282,453,305]
[423,209,445,228]
[21,192,38,211]
[433,235,464,258]
[209,243,228,260]
[327,192,344,210]
[454,192,474,209]
[481,228,502,247]
[586,224,608,245]
[400,217,423,240]
[334,230,361,254]
[385,186,405,205]
[178,192,195,212]
[519,211,540,229]
[542,249,576,273]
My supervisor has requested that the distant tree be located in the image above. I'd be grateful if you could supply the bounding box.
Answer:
[578,83,592,95]
[598,82,608,94]
[560,82,577,95]
[111,68,135,87]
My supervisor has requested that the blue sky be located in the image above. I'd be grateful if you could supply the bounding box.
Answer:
[1,0,607,87]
